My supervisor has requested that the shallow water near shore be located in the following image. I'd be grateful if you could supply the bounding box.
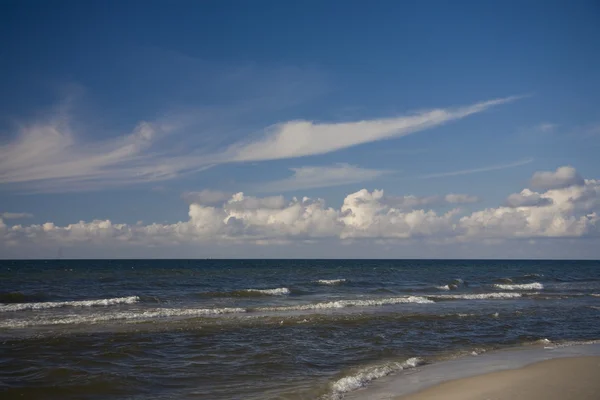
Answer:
[1,259,599,399]
[348,342,600,399]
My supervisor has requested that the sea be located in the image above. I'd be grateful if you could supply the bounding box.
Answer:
[1,259,599,399]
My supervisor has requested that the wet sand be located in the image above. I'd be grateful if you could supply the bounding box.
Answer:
[397,357,600,400]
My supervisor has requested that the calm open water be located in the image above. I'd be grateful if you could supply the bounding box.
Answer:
[1,259,599,399]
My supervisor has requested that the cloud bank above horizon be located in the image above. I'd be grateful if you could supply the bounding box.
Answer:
[2,166,598,256]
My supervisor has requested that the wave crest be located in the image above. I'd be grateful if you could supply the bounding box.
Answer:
[429,293,522,300]
[0,306,247,328]
[326,357,423,399]
[315,279,346,285]
[198,287,291,297]
[0,296,140,312]
[493,282,543,290]
[257,296,433,312]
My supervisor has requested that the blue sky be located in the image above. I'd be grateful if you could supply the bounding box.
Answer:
[1,1,599,258]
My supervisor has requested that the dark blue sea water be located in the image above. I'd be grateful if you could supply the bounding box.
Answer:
[1,259,599,399]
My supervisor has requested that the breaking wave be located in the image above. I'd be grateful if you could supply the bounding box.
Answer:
[0,306,247,328]
[198,287,291,297]
[429,292,522,300]
[434,278,464,291]
[493,282,544,290]
[242,288,290,295]
[257,296,434,312]
[0,296,140,312]
[324,357,423,399]
[315,279,346,285]
[542,339,600,349]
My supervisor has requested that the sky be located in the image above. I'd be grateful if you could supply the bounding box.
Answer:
[1,0,599,259]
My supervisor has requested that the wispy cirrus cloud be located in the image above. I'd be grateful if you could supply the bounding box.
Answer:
[257,164,391,192]
[535,123,558,133]
[222,95,523,162]
[0,94,524,192]
[419,158,534,179]
[1,212,33,219]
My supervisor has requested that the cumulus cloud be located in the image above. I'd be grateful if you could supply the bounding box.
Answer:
[460,174,599,239]
[530,166,584,190]
[444,194,480,204]
[2,166,598,252]
[506,189,553,208]
[1,212,33,219]
[337,189,459,239]
[257,164,390,192]
[382,193,479,210]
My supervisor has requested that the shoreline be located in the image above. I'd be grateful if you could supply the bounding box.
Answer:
[346,341,600,400]
[396,356,600,400]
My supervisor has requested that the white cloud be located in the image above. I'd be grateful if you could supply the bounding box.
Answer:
[0,110,183,190]
[3,166,597,253]
[258,164,390,192]
[0,95,523,192]
[382,194,440,209]
[226,192,287,211]
[337,189,459,239]
[224,96,522,162]
[381,193,479,209]
[460,174,599,239]
[530,166,584,190]
[444,194,480,204]
[420,158,533,179]
[1,212,33,219]
[536,123,557,132]
[506,189,553,207]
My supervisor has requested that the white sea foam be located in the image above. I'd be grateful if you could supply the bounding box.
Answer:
[493,282,544,290]
[316,279,347,285]
[326,357,423,399]
[0,306,247,328]
[257,296,434,312]
[430,292,522,300]
[435,285,450,290]
[543,339,600,349]
[243,288,290,295]
[0,296,140,312]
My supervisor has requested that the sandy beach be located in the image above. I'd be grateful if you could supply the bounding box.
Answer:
[397,357,600,400]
